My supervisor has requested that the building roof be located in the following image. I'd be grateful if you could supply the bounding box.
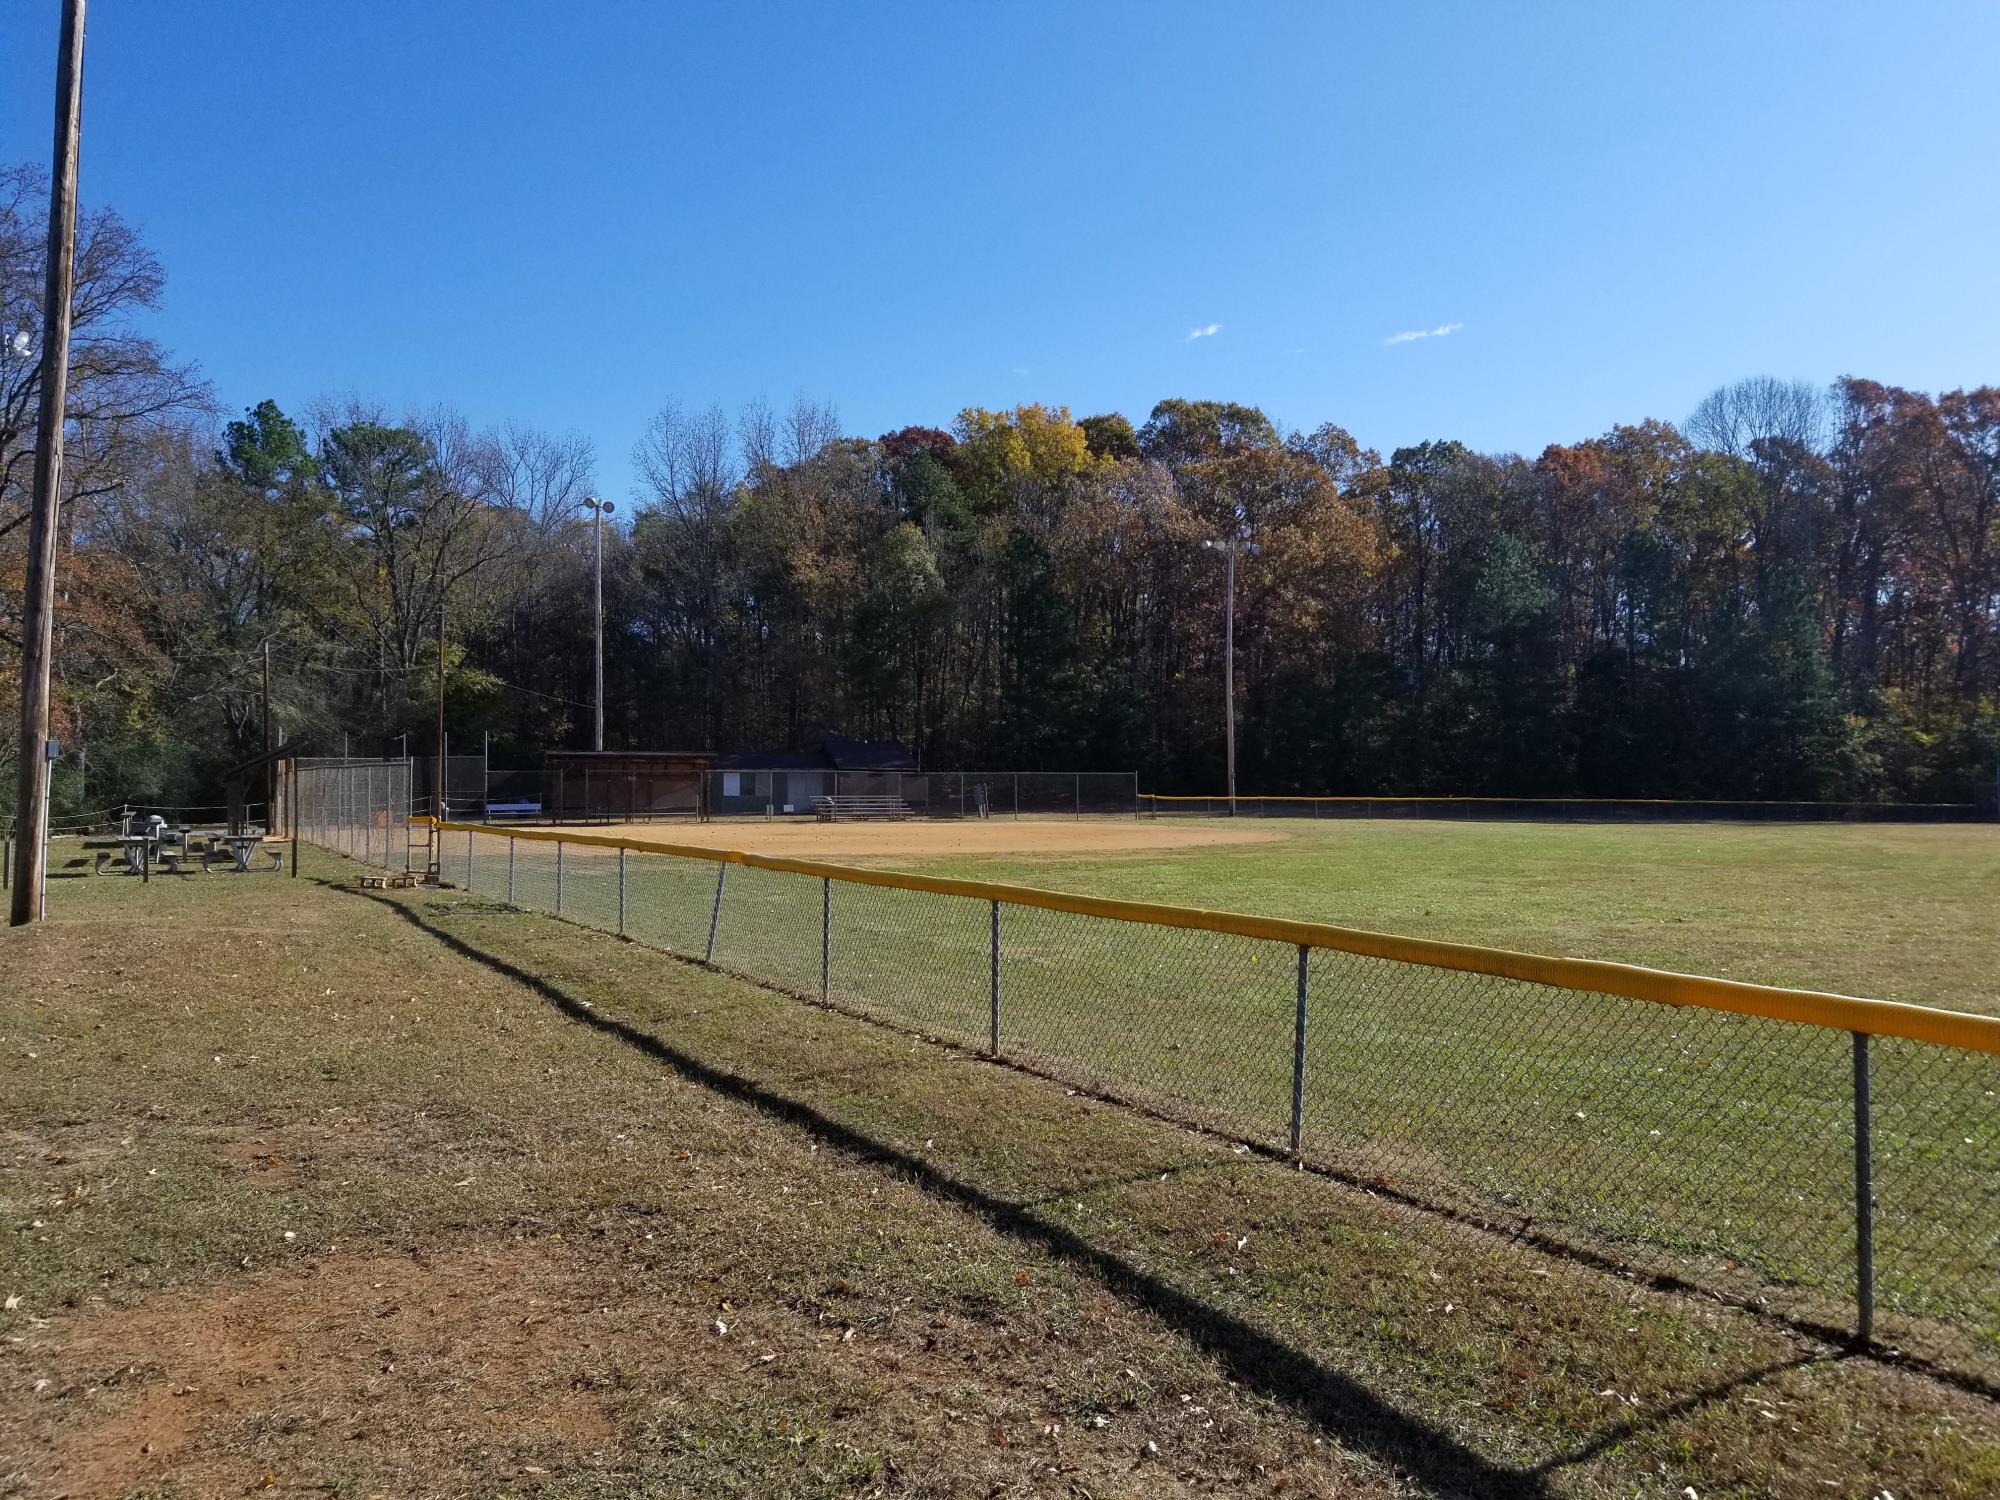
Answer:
[717,732,917,773]
[714,749,825,771]
[544,749,716,765]
[818,733,918,771]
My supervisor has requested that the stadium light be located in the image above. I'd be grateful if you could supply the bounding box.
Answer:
[584,497,616,752]
[1202,529,1258,816]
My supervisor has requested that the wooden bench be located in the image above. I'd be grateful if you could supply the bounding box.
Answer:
[811,795,914,821]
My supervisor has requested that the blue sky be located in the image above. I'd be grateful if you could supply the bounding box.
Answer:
[4,1,1996,504]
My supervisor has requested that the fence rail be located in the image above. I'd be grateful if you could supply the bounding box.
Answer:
[300,800,2000,1392]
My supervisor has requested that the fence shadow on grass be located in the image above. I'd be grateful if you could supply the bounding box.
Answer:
[362,886,1859,1500]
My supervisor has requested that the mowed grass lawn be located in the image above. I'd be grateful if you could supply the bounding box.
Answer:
[6,854,2000,1497]
[469,824,2000,1381]
[894,819,2000,1014]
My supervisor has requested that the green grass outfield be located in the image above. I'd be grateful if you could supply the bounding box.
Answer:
[893,819,2000,1016]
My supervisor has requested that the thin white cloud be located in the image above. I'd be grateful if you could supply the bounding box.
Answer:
[1183,323,1222,342]
[1010,366,1030,377]
[1384,321,1463,346]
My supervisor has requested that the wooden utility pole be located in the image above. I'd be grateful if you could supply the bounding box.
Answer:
[10,0,87,927]
[434,612,446,824]
[262,638,274,826]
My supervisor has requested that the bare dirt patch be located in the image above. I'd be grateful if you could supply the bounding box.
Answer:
[530,815,1286,861]
[216,1132,302,1189]
[13,1244,618,1497]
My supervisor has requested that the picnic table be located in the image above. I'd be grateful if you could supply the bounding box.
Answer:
[105,833,153,876]
[93,827,201,877]
[203,833,283,874]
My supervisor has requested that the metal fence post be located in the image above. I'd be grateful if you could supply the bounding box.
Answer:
[821,876,831,1002]
[1291,945,1309,1154]
[507,837,516,904]
[618,847,627,935]
[1853,1030,1875,1345]
[705,863,727,961]
[556,840,565,917]
[990,901,1002,1054]
[1074,772,1082,816]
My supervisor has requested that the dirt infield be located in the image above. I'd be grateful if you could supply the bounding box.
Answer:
[516,814,1284,860]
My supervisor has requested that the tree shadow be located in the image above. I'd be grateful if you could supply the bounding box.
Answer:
[371,890,1553,1497]
[1529,1351,1833,1481]
[365,890,1881,1499]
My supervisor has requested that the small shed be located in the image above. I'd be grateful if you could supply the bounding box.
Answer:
[542,750,715,823]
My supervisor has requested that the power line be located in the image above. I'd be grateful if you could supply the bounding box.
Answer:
[176,644,598,711]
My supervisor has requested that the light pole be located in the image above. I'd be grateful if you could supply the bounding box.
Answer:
[583,497,615,751]
[1202,529,1258,816]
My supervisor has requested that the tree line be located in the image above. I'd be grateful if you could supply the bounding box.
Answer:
[4,161,1998,815]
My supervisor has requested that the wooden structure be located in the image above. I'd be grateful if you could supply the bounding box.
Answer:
[542,750,715,823]
[222,743,296,834]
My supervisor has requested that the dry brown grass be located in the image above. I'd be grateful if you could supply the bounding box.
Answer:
[3,856,1997,1499]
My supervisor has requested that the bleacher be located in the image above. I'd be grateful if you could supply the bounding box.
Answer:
[811,794,914,822]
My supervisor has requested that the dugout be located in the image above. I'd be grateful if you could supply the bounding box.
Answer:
[542,750,715,823]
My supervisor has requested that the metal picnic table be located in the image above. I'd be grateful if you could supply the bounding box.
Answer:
[110,833,152,876]
[93,825,197,878]
[204,833,283,874]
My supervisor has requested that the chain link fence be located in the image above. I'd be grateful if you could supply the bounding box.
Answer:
[1140,793,1990,822]
[710,770,1138,819]
[311,815,2000,1395]
[295,758,414,870]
